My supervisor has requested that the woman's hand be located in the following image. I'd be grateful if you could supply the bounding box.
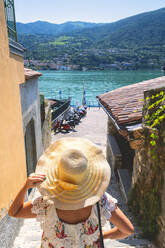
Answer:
[8,173,46,218]
[25,173,46,189]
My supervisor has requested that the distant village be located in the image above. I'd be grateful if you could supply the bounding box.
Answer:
[24,59,81,71]
[24,47,161,71]
[24,59,137,71]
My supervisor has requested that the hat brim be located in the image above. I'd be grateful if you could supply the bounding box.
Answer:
[36,137,111,210]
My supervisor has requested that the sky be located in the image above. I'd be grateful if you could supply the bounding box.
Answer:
[14,0,165,24]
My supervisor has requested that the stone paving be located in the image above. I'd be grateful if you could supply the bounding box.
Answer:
[12,108,155,248]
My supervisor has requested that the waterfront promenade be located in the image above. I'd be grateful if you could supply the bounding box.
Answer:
[12,108,153,248]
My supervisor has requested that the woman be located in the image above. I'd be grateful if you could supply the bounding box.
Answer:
[9,137,134,248]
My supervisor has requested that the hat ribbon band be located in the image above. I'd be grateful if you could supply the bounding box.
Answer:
[47,179,79,191]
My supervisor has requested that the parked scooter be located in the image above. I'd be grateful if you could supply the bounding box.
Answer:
[54,119,72,133]
[53,105,87,134]
[75,106,87,118]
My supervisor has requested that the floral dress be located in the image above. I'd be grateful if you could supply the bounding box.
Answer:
[31,192,117,248]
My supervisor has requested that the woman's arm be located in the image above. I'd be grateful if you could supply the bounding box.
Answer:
[103,205,134,240]
[8,173,46,218]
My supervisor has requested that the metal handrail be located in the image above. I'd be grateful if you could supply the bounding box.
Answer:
[51,100,71,122]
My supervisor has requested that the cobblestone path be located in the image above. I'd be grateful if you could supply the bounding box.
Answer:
[13,108,154,248]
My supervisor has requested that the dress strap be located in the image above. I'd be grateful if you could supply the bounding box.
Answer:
[97,202,104,248]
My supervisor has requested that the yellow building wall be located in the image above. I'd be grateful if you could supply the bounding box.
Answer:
[0,0,27,218]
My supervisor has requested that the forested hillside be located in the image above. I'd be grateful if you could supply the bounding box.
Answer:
[17,21,102,35]
[17,8,165,70]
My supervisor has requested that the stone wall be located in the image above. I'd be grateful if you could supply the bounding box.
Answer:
[157,115,165,247]
[41,102,52,151]
[107,118,119,135]
[131,148,145,186]
[158,170,165,247]
[129,87,165,247]
[20,77,43,160]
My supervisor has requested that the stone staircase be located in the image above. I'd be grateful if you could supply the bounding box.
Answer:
[12,108,154,248]
[12,172,154,248]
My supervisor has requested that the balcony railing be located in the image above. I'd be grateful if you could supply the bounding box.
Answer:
[4,0,17,42]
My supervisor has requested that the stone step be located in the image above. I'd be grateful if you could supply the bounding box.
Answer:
[104,238,152,248]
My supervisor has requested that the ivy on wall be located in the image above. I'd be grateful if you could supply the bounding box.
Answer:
[128,87,165,240]
[145,90,165,161]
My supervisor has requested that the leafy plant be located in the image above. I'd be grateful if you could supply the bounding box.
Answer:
[129,89,165,241]
[144,90,165,159]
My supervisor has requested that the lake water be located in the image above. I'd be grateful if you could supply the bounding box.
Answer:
[39,69,162,106]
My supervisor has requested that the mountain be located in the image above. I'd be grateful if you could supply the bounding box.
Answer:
[17,8,165,47]
[16,21,102,36]
[17,8,165,70]
[72,7,165,47]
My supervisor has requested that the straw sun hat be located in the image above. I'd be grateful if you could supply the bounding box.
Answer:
[37,137,111,210]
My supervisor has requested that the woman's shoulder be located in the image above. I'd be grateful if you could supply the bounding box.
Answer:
[100,192,118,220]
[31,189,54,216]
[101,192,118,206]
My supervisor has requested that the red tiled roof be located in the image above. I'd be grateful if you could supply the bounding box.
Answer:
[24,68,42,81]
[97,76,165,125]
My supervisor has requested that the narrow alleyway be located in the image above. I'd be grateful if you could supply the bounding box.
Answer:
[12,108,153,248]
